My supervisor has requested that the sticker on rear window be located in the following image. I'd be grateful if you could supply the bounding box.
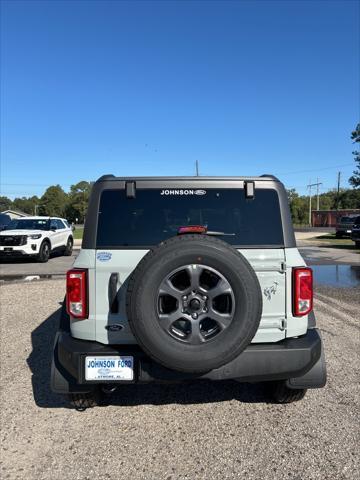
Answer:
[160,189,207,196]
[97,251,112,262]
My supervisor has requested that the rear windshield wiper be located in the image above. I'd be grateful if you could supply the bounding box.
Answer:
[206,231,236,236]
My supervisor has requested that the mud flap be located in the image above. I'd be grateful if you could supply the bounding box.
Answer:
[51,333,93,394]
[286,341,326,389]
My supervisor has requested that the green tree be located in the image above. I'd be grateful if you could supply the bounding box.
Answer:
[39,185,67,216]
[349,123,360,188]
[287,189,308,225]
[0,196,12,211]
[66,181,92,223]
[338,188,360,209]
[12,196,40,215]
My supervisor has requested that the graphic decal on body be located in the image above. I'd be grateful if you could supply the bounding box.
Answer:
[263,281,279,301]
[97,251,112,262]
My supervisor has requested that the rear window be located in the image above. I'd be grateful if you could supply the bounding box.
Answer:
[96,188,284,248]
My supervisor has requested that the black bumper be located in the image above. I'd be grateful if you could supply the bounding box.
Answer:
[51,328,326,394]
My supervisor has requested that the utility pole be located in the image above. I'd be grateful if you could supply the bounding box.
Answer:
[336,171,341,210]
[34,204,44,216]
[307,179,322,226]
[195,160,199,176]
[316,177,322,210]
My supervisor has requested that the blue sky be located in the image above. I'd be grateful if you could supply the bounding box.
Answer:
[1,0,359,199]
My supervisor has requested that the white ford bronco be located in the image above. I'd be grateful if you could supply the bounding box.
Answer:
[51,175,326,409]
[0,216,73,262]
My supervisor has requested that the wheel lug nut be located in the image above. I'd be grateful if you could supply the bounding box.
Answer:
[182,295,187,300]
[192,313,198,319]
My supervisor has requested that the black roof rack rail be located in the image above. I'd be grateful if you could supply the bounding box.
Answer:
[96,174,115,182]
[260,174,280,182]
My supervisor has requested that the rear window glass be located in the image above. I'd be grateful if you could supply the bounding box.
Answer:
[96,188,284,247]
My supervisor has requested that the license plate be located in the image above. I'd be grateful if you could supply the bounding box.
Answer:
[4,248,13,252]
[85,356,134,381]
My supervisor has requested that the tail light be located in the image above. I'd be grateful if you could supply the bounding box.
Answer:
[66,269,88,319]
[293,267,313,316]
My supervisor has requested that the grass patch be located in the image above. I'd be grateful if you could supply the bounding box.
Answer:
[73,227,84,240]
[313,234,353,244]
[310,233,359,251]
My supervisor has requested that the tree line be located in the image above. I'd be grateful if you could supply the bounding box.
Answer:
[1,180,359,227]
[0,181,91,223]
[287,188,360,225]
[0,125,359,225]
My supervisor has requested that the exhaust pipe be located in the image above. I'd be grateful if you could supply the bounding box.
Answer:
[101,385,117,394]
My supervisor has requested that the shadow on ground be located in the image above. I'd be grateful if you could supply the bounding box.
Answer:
[316,243,359,251]
[27,308,272,409]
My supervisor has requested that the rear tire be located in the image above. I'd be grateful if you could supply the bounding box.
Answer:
[64,236,73,256]
[355,241,360,248]
[37,241,50,263]
[270,381,307,403]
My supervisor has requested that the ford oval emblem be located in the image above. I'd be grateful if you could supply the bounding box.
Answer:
[194,189,206,195]
[97,251,112,262]
[105,324,124,332]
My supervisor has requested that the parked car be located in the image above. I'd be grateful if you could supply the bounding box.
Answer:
[51,174,326,409]
[351,216,360,248]
[335,215,358,237]
[0,213,12,231]
[0,216,73,262]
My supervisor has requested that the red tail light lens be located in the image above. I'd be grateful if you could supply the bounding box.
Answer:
[293,267,313,316]
[66,269,88,319]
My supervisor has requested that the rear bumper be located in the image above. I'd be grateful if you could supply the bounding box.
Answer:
[51,328,326,394]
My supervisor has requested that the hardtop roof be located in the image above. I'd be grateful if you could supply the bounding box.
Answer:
[95,174,280,183]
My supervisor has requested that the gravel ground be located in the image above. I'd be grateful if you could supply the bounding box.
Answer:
[0,280,359,480]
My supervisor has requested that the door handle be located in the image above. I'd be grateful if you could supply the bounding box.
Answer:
[108,273,120,314]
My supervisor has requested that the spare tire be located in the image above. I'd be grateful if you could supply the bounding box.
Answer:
[126,235,262,373]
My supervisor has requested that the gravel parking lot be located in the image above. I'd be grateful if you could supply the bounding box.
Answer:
[0,280,359,480]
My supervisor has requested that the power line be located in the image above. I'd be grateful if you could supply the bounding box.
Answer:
[275,162,354,176]
[0,183,73,187]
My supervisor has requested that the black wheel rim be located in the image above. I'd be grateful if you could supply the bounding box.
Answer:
[157,264,235,344]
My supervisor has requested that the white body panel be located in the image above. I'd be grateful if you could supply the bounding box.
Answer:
[71,247,309,345]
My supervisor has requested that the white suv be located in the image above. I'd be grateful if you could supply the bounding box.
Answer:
[0,216,73,262]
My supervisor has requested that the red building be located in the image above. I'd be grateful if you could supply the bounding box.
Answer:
[311,209,360,227]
